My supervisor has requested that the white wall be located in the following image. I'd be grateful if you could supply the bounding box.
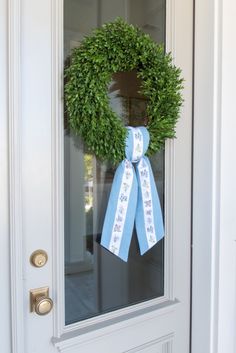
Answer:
[0,0,11,352]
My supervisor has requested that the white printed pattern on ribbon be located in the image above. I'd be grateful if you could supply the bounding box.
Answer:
[131,127,143,162]
[137,159,157,248]
[108,160,134,255]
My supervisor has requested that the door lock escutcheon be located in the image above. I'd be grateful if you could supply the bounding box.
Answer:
[30,287,53,315]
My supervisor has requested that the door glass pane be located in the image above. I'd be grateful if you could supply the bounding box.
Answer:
[64,0,166,325]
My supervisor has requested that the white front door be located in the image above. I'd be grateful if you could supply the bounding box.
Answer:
[9,0,193,352]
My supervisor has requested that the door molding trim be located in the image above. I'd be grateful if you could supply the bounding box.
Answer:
[8,0,25,352]
[192,0,222,352]
[51,0,182,339]
[53,303,177,352]
[51,0,65,338]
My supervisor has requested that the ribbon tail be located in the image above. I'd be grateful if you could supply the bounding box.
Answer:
[135,157,164,255]
[100,160,138,262]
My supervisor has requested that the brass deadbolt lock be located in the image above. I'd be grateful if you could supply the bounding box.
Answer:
[30,287,53,315]
[30,250,48,268]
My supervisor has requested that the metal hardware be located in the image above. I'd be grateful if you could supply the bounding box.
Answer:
[30,287,53,315]
[30,249,48,267]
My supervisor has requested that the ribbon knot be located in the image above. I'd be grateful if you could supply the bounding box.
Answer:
[101,126,164,262]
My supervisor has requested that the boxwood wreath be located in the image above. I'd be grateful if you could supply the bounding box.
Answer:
[65,18,183,163]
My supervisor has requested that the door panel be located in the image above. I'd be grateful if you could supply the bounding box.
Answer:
[16,0,193,352]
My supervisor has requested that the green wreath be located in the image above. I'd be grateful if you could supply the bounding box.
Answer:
[65,18,183,163]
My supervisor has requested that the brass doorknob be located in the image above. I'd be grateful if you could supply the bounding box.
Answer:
[30,287,53,315]
[35,296,53,315]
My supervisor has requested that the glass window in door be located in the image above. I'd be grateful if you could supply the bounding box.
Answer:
[64,0,166,325]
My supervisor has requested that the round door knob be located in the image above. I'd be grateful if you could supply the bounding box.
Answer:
[35,296,53,315]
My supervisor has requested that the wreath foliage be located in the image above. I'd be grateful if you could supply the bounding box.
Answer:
[65,18,183,163]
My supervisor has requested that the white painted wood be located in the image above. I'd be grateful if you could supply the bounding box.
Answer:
[192,0,221,352]
[215,1,236,352]
[192,2,217,350]
[53,301,178,352]
[7,0,193,352]
[8,0,25,352]
[165,0,193,350]
[0,1,11,352]
[192,1,236,353]
[51,0,65,338]
[20,0,55,351]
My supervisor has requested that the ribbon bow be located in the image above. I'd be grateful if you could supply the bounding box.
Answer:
[101,126,164,262]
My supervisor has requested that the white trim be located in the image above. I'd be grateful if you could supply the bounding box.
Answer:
[0,0,11,351]
[53,301,178,351]
[165,0,176,302]
[51,0,65,338]
[209,1,222,350]
[51,0,178,339]
[125,333,174,353]
[8,0,25,352]
[164,141,175,300]
[216,1,236,350]
[62,297,173,334]
[192,0,222,352]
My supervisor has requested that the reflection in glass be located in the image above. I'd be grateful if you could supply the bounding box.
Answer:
[64,0,166,325]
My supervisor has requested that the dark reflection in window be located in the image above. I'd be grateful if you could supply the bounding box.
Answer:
[64,0,165,325]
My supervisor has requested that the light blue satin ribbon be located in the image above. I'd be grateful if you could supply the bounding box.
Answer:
[100,126,164,262]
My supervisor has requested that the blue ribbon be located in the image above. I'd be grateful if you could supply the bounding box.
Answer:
[100,126,164,262]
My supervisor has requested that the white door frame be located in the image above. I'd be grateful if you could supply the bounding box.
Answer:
[191,0,221,351]
[192,1,236,353]
[2,0,235,352]
[0,1,11,352]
